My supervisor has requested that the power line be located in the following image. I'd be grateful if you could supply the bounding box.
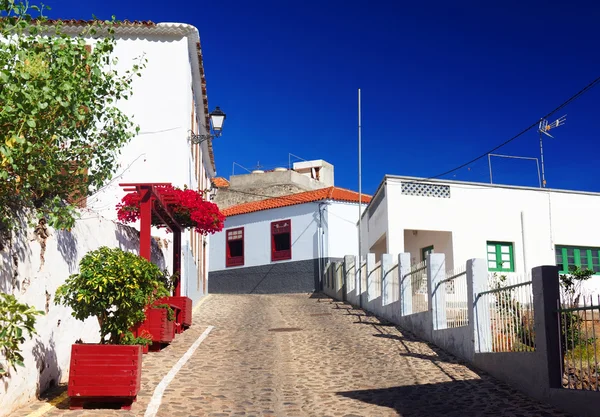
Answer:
[424,75,600,181]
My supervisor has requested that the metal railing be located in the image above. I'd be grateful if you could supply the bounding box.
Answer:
[559,295,600,391]
[477,273,535,352]
[441,265,468,328]
[406,260,428,314]
[388,263,400,303]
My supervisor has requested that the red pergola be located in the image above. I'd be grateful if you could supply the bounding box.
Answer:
[119,183,183,296]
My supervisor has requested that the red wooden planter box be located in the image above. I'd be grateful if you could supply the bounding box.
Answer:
[157,296,192,329]
[139,307,175,344]
[67,344,142,410]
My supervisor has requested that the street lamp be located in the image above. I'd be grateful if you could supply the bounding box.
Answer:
[189,106,227,144]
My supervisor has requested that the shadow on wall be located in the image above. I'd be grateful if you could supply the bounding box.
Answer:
[114,224,166,270]
[32,336,60,397]
[0,221,32,295]
[56,230,78,274]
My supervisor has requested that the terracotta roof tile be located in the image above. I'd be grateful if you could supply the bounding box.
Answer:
[212,177,230,188]
[222,187,371,217]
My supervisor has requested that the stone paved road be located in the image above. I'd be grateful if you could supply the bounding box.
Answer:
[16,293,572,417]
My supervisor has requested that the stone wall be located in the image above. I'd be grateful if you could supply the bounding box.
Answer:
[0,209,167,417]
[213,169,331,210]
[214,184,308,209]
[209,258,334,294]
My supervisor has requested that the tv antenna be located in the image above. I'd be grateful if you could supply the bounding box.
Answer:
[538,115,566,188]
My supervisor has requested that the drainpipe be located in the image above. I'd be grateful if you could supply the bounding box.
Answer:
[317,203,326,291]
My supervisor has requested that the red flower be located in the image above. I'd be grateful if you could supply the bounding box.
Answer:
[116,185,224,235]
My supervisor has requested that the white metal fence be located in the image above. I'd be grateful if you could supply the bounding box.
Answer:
[408,260,428,314]
[559,294,600,391]
[442,265,468,328]
[476,273,535,352]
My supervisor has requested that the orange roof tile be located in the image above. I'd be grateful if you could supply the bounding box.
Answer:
[212,177,230,188]
[222,187,371,217]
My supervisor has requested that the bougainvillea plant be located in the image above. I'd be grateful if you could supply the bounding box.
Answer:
[116,185,224,235]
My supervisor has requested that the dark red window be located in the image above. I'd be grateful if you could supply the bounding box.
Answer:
[271,220,292,261]
[226,227,244,267]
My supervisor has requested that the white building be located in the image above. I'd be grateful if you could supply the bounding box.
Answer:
[60,21,218,304]
[209,187,370,293]
[361,175,600,294]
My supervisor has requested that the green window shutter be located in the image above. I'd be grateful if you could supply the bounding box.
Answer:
[555,245,600,275]
[486,241,514,272]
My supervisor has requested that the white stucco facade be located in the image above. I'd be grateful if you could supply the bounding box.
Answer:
[361,176,600,294]
[0,210,167,417]
[210,200,362,273]
[58,23,217,304]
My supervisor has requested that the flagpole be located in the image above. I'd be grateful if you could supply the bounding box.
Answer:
[358,88,362,308]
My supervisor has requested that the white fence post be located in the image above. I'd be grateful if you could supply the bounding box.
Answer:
[366,253,376,303]
[356,256,364,301]
[428,253,447,330]
[344,255,355,298]
[335,262,343,296]
[469,258,492,353]
[381,254,393,306]
[399,253,411,316]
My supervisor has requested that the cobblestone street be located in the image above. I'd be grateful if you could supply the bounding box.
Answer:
[17,294,572,417]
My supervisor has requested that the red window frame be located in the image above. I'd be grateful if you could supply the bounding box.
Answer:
[225,227,244,267]
[271,219,292,261]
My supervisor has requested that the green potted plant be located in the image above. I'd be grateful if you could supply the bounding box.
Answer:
[0,294,44,377]
[116,184,224,331]
[55,246,168,410]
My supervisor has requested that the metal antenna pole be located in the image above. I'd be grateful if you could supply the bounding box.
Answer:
[488,154,493,184]
[357,88,362,308]
[537,115,566,188]
[539,130,546,188]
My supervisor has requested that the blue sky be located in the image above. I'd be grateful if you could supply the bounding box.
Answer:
[46,0,600,194]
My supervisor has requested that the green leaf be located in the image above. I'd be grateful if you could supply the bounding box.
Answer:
[26,120,36,128]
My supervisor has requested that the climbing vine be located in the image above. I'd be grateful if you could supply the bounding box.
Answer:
[0,0,145,231]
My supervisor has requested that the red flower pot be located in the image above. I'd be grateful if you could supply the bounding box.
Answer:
[138,307,175,347]
[67,344,142,410]
[157,296,192,331]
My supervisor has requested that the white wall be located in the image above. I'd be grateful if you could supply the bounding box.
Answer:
[81,33,213,304]
[326,201,362,259]
[0,210,167,417]
[87,35,196,220]
[362,187,388,255]
[376,177,600,292]
[403,230,454,270]
[210,203,321,272]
